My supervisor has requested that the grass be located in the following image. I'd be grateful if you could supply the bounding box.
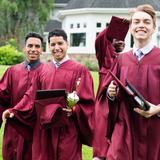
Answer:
[0,65,9,160]
[0,65,9,75]
[91,71,99,92]
[0,65,99,160]
[0,123,4,160]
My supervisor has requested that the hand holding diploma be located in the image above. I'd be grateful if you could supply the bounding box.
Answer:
[134,102,160,118]
[107,80,118,98]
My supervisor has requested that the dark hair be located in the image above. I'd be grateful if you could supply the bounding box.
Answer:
[48,29,67,43]
[25,32,43,44]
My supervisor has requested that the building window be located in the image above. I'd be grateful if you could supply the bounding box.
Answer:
[83,23,87,28]
[70,24,74,29]
[106,22,110,27]
[77,23,80,28]
[70,33,86,47]
[96,32,99,37]
[96,22,101,28]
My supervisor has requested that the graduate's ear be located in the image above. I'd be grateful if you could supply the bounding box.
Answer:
[23,46,26,54]
[48,43,51,50]
[129,21,133,34]
[153,24,156,31]
[67,41,69,47]
[39,47,43,55]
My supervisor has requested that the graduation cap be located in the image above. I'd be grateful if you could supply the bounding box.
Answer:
[107,16,129,41]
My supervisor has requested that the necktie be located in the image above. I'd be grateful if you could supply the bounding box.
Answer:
[27,64,31,71]
[55,62,60,69]
[135,49,143,61]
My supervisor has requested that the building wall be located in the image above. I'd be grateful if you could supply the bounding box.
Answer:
[59,9,131,55]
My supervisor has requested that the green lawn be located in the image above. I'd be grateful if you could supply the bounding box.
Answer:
[0,65,9,160]
[91,71,99,93]
[0,65,99,160]
[0,65,9,75]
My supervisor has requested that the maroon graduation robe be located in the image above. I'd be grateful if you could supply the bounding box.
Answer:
[12,60,95,160]
[95,28,116,90]
[94,17,129,158]
[93,28,117,158]
[0,62,43,160]
[104,47,160,160]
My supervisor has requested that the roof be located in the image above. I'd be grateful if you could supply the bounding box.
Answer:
[65,0,160,11]
[44,20,62,32]
[55,0,70,3]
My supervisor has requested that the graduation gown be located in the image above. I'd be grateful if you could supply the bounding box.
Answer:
[105,47,160,160]
[93,16,129,158]
[0,62,43,160]
[93,28,116,158]
[12,60,95,160]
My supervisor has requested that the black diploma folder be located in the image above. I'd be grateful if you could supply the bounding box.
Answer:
[35,89,66,100]
[108,70,150,111]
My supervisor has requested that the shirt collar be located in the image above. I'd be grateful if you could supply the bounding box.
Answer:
[133,41,155,55]
[24,60,41,69]
[52,55,70,65]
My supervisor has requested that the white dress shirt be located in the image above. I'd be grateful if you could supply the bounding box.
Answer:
[133,41,155,60]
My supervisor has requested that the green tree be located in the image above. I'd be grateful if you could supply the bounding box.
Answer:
[0,0,53,46]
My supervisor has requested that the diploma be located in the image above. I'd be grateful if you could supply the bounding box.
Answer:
[35,89,66,100]
[108,70,150,111]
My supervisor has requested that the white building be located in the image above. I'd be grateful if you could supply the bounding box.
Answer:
[44,0,160,55]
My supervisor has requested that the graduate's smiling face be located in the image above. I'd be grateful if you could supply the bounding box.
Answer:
[24,37,42,63]
[49,36,68,62]
[130,11,155,43]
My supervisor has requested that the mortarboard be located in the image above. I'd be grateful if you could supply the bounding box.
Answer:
[35,95,68,128]
[107,16,129,41]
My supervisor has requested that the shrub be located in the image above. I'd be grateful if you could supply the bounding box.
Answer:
[84,60,99,71]
[0,45,24,65]
[6,38,19,49]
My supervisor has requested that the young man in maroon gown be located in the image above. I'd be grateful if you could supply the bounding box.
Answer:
[3,29,95,160]
[93,16,129,160]
[0,32,44,160]
[105,4,160,160]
